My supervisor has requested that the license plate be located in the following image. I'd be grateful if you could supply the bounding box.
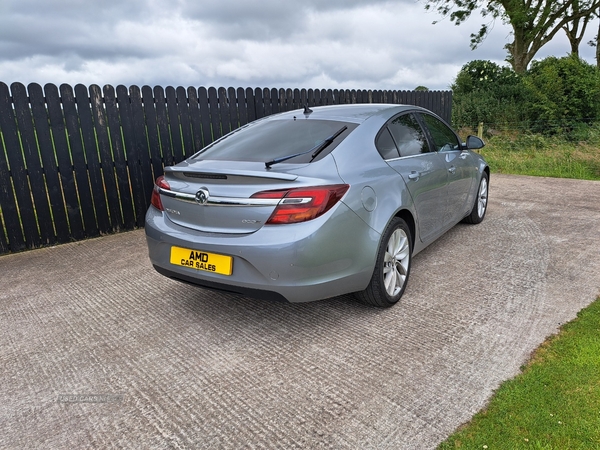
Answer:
[170,246,233,276]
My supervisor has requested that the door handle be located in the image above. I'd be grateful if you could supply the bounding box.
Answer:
[408,171,420,180]
[448,166,456,175]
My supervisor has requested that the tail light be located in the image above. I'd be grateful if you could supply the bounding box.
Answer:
[251,184,349,224]
[151,176,170,211]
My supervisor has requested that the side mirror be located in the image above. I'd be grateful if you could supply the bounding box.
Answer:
[465,135,485,150]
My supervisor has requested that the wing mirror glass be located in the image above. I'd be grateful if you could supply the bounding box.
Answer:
[465,135,485,150]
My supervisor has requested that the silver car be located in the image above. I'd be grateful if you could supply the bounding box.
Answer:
[145,104,489,306]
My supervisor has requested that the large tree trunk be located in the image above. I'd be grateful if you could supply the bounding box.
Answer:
[510,25,533,74]
[508,2,591,72]
[562,1,593,58]
[565,25,582,55]
[567,0,582,56]
[597,16,600,67]
[503,0,540,73]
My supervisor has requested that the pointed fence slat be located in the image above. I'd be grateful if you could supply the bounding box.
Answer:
[0,84,452,254]
[29,83,69,243]
[187,87,203,155]
[2,83,41,248]
[0,83,24,251]
[62,83,99,237]
[197,87,212,151]
[104,85,135,230]
[90,84,121,232]
[142,85,164,183]
[14,82,56,246]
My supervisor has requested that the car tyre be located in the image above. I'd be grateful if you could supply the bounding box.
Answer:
[462,171,489,224]
[356,217,412,307]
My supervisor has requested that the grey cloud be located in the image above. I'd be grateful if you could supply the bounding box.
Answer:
[0,0,594,90]
[5,0,149,20]
[0,11,158,61]
[0,0,163,61]
[181,0,414,41]
[182,0,402,21]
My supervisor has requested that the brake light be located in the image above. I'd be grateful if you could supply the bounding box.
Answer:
[251,184,349,224]
[151,176,170,211]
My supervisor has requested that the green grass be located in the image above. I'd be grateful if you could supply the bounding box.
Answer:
[438,297,600,449]
[440,129,600,448]
[477,132,600,181]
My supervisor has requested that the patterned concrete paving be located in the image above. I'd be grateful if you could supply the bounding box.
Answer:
[1,174,599,449]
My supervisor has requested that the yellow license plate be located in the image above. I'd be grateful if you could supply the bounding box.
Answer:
[170,246,233,276]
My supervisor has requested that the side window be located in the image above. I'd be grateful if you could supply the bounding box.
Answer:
[375,128,400,160]
[387,113,429,157]
[420,113,460,152]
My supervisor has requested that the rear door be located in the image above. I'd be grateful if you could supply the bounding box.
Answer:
[376,113,448,243]
[418,113,475,226]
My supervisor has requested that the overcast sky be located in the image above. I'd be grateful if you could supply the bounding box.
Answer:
[0,0,597,91]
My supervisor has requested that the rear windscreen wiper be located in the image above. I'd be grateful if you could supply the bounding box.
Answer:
[265,125,348,169]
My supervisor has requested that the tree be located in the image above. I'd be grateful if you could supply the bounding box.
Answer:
[595,16,600,66]
[524,55,600,132]
[587,9,600,67]
[425,0,600,73]
[450,60,528,127]
[563,1,595,56]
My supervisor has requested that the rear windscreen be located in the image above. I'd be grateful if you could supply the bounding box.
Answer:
[193,118,357,163]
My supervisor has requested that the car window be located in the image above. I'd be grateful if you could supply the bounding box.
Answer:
[419,113,460,152]
[193,119,357,163]
[387,113,429,157]
[375,128,400,160]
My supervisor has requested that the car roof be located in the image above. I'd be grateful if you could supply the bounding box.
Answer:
[269,103,419,124]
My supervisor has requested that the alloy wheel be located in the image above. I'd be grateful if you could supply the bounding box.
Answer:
[383,228,410,297]
[477,176,488,218]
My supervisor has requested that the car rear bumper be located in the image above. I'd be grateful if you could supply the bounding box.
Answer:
[151,264,289,302]
[144,204,380,303]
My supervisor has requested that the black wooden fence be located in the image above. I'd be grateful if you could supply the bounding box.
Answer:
[0,82,452,254]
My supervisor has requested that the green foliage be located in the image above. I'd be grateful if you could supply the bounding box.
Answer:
[424,0,503,49]
[425,1,600,73]
[452,56,600,137]
[523,55,600,133]
[477,130,600,180]
[451,60,529,129]
[452,60,519,95]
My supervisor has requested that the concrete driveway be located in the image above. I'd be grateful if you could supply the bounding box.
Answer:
[2,174,600,449]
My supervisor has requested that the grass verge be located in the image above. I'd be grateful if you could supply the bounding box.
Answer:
[438,297,600,449]
[478,133,600,181]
